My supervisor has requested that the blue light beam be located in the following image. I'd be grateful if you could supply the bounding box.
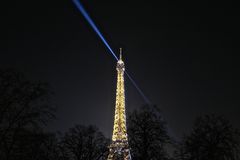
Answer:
[72,0,118,60]
[72,0,151,104]
[125,71,151,104]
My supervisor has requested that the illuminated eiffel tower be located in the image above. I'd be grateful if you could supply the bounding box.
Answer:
[107,48,131,160]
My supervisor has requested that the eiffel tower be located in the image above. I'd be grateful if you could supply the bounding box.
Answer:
[107,48,131,160]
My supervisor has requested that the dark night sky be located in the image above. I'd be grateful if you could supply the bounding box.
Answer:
[5,0,239,138]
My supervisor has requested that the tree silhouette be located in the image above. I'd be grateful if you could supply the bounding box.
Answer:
[10,130,62,160]
[175,114,240,160]
[127,105,171,160]
[0,69,55,160]
[60,125,109,160]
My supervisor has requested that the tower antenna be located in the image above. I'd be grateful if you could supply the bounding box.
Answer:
[119,47,122,60]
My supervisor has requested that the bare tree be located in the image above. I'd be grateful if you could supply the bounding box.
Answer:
[176,114,240,160]
[0,69,55,160]
[127,105,171,160]
[10,130,62,160]
[61,125,109,160]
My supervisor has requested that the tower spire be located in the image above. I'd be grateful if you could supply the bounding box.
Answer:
[119,48,122,61]
[107,49,131,160]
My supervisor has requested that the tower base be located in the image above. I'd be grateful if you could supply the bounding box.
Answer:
[107,140,131,160]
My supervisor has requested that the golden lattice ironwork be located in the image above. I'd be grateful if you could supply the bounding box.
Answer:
[107,48,131,160]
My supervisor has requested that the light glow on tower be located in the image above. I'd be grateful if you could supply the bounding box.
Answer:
[108,49,131,160]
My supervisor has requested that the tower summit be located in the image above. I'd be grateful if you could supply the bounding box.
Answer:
[107,48,131,160]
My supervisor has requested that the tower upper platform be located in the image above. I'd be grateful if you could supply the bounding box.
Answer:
[117,48,125,71]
